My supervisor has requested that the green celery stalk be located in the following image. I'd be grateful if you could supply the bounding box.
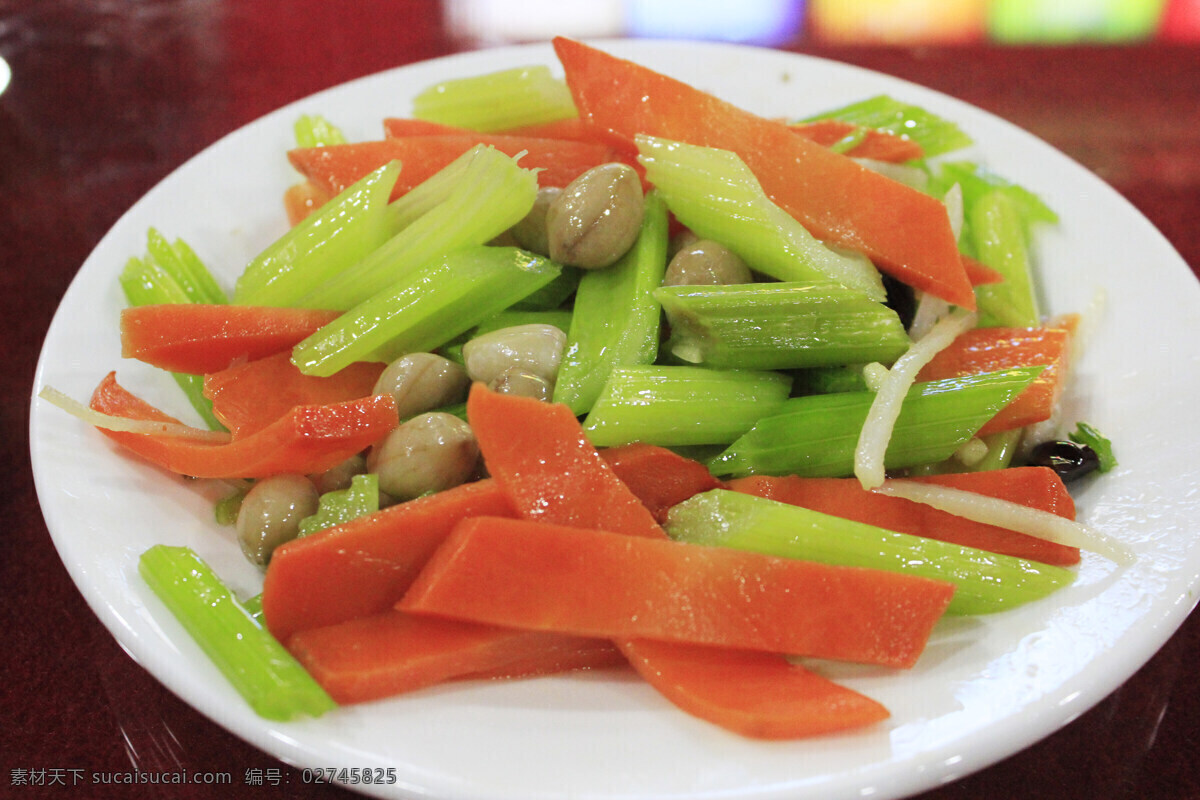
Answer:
[637,135,885,301]
[293,114,347,148]
[300,145,538,310]
[240,592,264,624]
[412,65,577,132]
[298,474,379,536]
[582,366,792,447]
[709,367,1042,478]
[552,190,669,415]
[800,94,973,158]
[472,308,573,337]
[665,489,1074,615]
[138,545,335,720]
[794,364,870,395]
[292,246,561,377]
[971,188,1041,328]
[119,233,227,431]
[233,161,400,307]
[655,282,910,371]
[383,145,474,234]
[930,161,1058,228]
[508,266,581,311]
[1070,421,1118,472]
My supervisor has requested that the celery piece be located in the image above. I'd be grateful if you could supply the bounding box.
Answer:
[383,145,474,234]
[637,135,885,301]
[655,282,910,371]
[794,364,870,395]
[119,236,227,431]
[472,309,573,337]
[240,592,264,624]
[582,366,792,448]
[665,489,1073,615]
[509,266,581,311]
[930,161,1058,227]
[233,161,400,307]
[1070,421,1118,473]
[138,545,335,720]
[709,367,1042,478]
[293,114,347,148]
[412,65,577,132]
[145,228,228,304]
[214,486,247,526]
[292,246,561,377]
[553,190,670,415]
[300,146,538,310]
[971,189,1041,328]
[298,474,379,536]
[801,95,973,158]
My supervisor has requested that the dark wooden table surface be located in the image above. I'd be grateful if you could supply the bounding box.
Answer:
[3,2,1198,798]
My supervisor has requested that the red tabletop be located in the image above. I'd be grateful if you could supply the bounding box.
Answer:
[4,2,1199,798]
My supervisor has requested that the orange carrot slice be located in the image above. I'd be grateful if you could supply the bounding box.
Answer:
[620,639,889,739]
[599,443,723,523]
[203,352,383,438]
[552,36,973,308]
[285,610,619,704]
[917,320,1075,435]
[262,478,515,643]
[400,515,955,669]
[89,372,395,479]
[120,304,341,374]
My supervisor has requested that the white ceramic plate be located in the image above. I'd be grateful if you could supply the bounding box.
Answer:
[30,40,1200,800]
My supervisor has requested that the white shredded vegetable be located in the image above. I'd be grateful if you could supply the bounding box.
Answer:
[874,478,1135,566]
[854,307,978,490]
[907,291,952,342]
[942,182,964,242]
[38,385,231,443]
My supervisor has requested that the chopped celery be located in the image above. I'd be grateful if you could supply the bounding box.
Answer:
[801,94,973,158]
[120,231,228,431]
[665,489,1074,615]
[472,309,573,337]
[138,545,335,720]
[240,592,264,624]
[300,146,538,310]
[655,282,910,371]
[709,367,1043,478]
[553,190,670,415]
[383,147,474,233]
[971,189,1041,328]
[508,266,581,311]
[293,114,347,148]
[582,366,792,447]
[794,364,870,395]
[292,246,561,377]
[298,474,379,536]
[233,161,400,307]
[1070,421,1118,472]
[412,65,577,132]
[214,486,246,525]
[930,161,1058,227]
[637,135,885,301]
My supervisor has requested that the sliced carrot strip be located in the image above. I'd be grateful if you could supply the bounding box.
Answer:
[620,639,889,739]
[262,478,515,643]
[120,304,341,375]
[203,352,383,438]
[792,119,925,163]
[552,36,973,308]
[288,135,627,201]
[466,384,665,538]
[600,443,723,523]
[285,610,619,704]
[89,372,395,479]
[400,515,955,669]
[917,321,1075,435]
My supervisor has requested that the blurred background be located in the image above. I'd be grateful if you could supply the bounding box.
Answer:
[442,0,1200,45]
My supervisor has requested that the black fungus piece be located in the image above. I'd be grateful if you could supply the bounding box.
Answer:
[1027,440,1101,483]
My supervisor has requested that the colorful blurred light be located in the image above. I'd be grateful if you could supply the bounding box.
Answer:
[987,0,1167,43]
[625,0,805,45]
[809,0,988,43]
